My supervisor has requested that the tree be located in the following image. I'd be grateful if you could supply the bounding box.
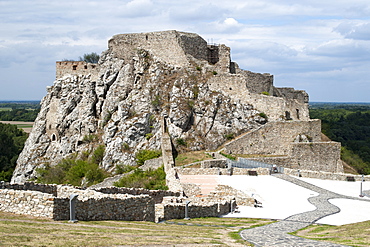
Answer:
[0,123,28,181]
[79,52,100,63]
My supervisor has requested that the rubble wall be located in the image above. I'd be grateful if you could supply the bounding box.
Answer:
[224,120,322,156]
[0,182,155,221]
[291,142,343,173]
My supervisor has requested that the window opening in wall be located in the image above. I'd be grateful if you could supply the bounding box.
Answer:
[72,65,77,70]
[285,111,291,120]
[51,134,56,141]
[84,65,88,69]
[296,109,300,119]
[146,35,148,40]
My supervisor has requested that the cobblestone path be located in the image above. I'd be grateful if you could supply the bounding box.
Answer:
[240,174,370,247]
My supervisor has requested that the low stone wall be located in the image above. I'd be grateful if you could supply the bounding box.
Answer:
[284,168,370,181]
[0,182,155,221]
[0,189,55,218]
[175,167,269,176]
[157,200,233,221]
[73,195,154,221]
[0,182,58,196]
[209,185,254,206]
[94,187,181,203]
[200,159,227,168]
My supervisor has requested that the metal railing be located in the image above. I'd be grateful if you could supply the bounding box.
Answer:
[228,157,284,173]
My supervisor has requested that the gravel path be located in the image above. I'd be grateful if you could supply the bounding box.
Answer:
[240,174,369,247]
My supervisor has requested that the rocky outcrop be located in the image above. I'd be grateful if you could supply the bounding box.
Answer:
[12,30,309,183]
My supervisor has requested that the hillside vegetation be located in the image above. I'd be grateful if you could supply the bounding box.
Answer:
[0,102,40,122]
[310,103,370,174]
[0,123,28,181]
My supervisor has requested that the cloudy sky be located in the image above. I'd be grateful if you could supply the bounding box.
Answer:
[1,0,370,102]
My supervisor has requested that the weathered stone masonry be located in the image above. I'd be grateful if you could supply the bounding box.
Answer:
[0,182,236,222]
[0,182,154,221]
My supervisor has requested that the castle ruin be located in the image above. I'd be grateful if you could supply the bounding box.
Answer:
[3,30,348,222]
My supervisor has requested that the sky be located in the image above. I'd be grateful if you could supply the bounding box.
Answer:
[1,0,370,102]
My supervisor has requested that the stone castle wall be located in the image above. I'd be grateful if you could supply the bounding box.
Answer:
[207,74,309,121]
[224,120,322,156]
[56,61,99,80]
[291,142,342,172]
[223,120,342,173]
[109,31,219,68]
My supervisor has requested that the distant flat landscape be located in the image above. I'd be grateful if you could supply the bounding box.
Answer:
[0,121,34,133]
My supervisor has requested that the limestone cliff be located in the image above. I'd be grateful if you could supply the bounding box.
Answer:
[12,30,309,183]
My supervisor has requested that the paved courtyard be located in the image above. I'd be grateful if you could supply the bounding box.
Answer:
[179,174,370,246]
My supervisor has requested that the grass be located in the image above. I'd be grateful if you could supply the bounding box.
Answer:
[291,221,370,246]
[2,212,370,246]
[0,212,272,246]
[175,151,214,167]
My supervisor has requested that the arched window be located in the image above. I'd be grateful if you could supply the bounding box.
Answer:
[51,133,56,141]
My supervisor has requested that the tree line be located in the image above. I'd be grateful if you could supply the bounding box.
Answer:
[0,123,28,181]
[310,103,370,174]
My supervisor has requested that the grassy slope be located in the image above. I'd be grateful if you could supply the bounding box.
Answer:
[2,211,370,246]
[292,221,370,247]
[0,212,273,246]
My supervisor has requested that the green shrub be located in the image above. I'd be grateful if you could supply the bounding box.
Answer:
[79,52,100,63]
[135,149,162,166]
[192,86,199,99]
[220,152,236,160]
[261,91,270,96]
[196,66,202,71]
[36,145,108,186]
[259,112,268,119]
[82,134,97,143]
[212,71,218,75]
[187,100,195,109]
[115,164,136,174]
[176,138,187,146]
[145,133,153,140]
[151,95,162,108]
[91,145,105,164]
[114,166,168,190]
[225,133,234,140]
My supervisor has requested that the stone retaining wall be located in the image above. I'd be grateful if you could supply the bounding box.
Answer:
[224,120,322,156]
[175,167,269,176]
[284,168,370,181]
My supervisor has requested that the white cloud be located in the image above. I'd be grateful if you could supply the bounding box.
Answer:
[334,21,370,40]
[1,0,370,101]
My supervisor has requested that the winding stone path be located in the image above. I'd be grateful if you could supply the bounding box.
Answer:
[240,174,370,247]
